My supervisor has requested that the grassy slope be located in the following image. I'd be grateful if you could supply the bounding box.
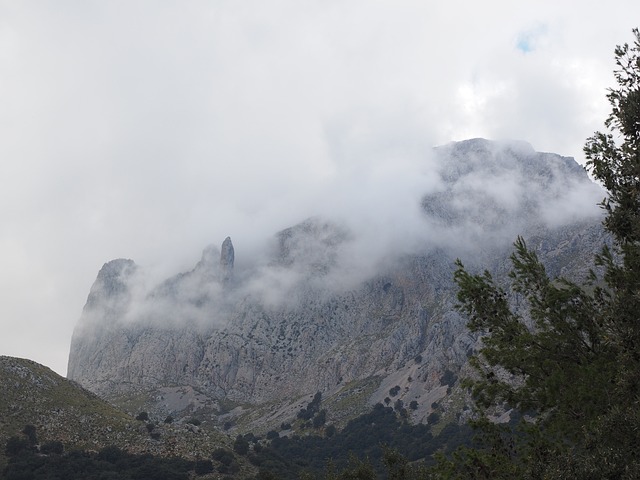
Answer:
[0,356,234,469]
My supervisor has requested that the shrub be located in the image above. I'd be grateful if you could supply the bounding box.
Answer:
[212,447,235,466]
[427,412,439,425]
[135,411,149,421]
[22,425,38,446]
[439,369,457,387]
[5,436,30,456]
[313,409,327,428]
[97,445,125,463]
[40,440,64,455]
[194,459,214,474]
[233,435,249,455]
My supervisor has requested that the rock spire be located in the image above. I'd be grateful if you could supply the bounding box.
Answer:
[220,236,234,282]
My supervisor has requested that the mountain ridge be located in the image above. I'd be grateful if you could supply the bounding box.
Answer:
[67,138,607,433]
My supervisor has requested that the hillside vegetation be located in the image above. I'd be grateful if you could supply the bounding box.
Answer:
[0,356,232,469]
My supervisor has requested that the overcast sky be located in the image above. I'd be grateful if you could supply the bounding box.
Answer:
[1,0,638,376]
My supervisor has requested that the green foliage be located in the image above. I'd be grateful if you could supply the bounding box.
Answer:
[194,459,214,474]
[313,409,328,428]
[135,411,149,421]
[298,391,323,421]
[454,237,616,439]
[330,454,377,479]
[444,29,640,479]
[439,370,457,388]
[3,437,196,480]
[40,440,64,455]
[211,447,235,466]
[292,448,433,480]
[4,436,30,457]
[247,403,472,479]
[21,425,38,446]
[233,434,249,455]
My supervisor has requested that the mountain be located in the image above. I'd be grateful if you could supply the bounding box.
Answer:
[67,139,607,433]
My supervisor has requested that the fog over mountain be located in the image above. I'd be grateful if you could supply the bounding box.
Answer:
[67,139,607,430]
[2,1,638,376]
[73,139,603,331]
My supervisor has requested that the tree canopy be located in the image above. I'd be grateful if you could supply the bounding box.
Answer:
[439,28,640,479]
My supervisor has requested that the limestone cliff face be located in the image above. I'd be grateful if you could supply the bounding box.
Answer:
[67,139,607,424]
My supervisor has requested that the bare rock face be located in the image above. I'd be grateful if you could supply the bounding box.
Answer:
[83,259,136,312]
[67,139,607,427]
[220,236,234,282]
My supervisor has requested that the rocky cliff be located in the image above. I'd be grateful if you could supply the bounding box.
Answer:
[67,139,607,430]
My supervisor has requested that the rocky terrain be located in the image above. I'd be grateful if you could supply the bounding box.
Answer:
[67,138,607,433]
[0,356,233,469]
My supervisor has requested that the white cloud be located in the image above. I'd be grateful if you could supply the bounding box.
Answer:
[0,0,637,375]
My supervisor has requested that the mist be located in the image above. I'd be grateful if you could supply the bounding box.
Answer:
[0,0,634,375]
[80,138,605,332]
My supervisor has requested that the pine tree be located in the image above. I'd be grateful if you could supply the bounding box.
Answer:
[438,29,640,479]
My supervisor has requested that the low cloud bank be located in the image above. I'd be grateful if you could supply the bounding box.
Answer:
[79,139,605,331]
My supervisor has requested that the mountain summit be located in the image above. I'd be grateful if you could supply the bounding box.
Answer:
[67,139,606,431]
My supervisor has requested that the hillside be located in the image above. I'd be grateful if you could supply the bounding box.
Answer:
[0,356,232,468]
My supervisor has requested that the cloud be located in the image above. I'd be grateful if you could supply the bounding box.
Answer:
[78,138,604,331]
[0,0,637,374]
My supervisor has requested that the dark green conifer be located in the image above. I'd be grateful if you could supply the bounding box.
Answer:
[440,28,640,479]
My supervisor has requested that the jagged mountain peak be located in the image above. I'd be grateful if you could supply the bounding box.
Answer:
[67,139,607,433]
[421,139,601,248]
[86,259,136,303]
[273,217,350,274]
[435,137,588,184]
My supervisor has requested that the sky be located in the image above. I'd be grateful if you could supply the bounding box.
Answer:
[1,0,638,376]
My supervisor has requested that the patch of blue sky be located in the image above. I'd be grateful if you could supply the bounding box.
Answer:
[516,24,548,54]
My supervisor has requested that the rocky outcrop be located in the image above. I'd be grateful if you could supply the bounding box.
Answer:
[83,259,136,314]
[220,237,234,282]
[67,139,607,428]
